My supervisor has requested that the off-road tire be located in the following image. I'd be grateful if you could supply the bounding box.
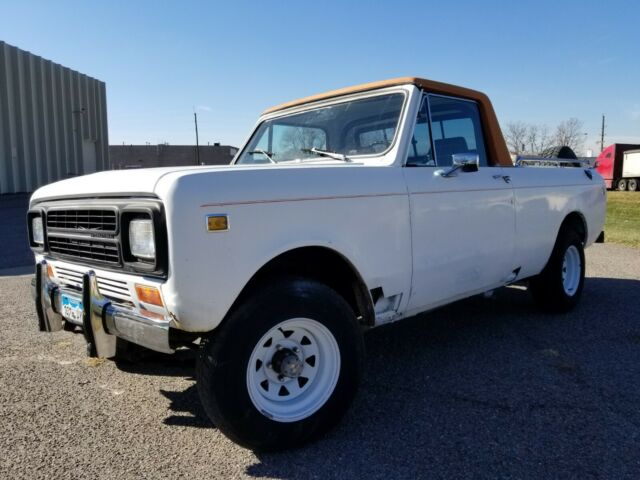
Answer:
[196,277,364,451]
[529,229,585,313]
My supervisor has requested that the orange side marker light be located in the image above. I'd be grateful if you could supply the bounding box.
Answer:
[135,284,164,307]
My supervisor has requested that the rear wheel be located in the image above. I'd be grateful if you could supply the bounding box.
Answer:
[196,277,364,451]
[616,179,627,191]
[529,229,585,312]
[628,179,638,192]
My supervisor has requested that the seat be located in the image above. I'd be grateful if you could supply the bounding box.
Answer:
[434,137,469,165]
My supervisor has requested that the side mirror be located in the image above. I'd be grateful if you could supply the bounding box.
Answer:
[437,153,480,177]
[452,153,480,172]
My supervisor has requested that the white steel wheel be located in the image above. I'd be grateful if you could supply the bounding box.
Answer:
[562,245,581,296]
[247,317,341,423]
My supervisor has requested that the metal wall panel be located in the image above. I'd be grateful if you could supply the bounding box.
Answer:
[0,41,108,194]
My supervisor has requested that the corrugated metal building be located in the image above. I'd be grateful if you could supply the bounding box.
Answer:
[0,41,108,194]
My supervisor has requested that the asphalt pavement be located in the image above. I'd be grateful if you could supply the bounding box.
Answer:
[0,193,33,269]
[0,243,639,479]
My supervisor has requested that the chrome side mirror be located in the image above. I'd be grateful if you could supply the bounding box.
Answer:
[437,153,480,177]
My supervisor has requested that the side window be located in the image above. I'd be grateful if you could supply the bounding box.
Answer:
[406,96,435,166]
[428,95,488,167]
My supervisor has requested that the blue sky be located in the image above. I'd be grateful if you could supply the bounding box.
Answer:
[3,0,639,154]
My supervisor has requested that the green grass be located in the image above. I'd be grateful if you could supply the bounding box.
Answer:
[605,192,640,248]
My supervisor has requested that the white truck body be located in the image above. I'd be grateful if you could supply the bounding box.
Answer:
[30,83,606,336]
[622,150,640,178]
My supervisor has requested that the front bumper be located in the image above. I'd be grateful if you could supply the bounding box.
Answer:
[32,260,174,358]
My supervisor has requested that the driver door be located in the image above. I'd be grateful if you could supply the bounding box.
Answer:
[403,93,516,313]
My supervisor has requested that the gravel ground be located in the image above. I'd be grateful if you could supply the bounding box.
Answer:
[1,243,639,479]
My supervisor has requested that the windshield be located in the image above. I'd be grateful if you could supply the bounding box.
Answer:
[236,92,405,164]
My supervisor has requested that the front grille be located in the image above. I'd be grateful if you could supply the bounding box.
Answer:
[36,200,166,277]
[55,266,133,303]
[48,237,120,265]
[47,209,117,232]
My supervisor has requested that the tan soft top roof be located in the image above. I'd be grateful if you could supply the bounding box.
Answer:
[262,77,512,167]
[263,77,490,115]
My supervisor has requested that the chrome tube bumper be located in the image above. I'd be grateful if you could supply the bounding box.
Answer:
[32,260,174,358]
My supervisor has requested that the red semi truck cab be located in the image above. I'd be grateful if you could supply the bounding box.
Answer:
[596,143,640,191]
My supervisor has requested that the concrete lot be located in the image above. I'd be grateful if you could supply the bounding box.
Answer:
[1,243,639,479]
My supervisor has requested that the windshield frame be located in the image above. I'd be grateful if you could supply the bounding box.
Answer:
[233,88,409,166]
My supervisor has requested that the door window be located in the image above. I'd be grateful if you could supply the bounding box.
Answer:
[428,95,488,167]
[406,96,435,166]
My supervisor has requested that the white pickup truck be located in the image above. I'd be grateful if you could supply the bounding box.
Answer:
[28,77,606,450]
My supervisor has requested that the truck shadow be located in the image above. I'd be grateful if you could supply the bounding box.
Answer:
[114,344,210,428]
[125,277,640,478]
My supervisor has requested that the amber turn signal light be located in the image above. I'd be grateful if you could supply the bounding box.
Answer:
[207,214,229,232]
[135,284,164,307]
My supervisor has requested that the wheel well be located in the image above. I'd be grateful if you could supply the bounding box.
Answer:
[232,247,375,326]
[559,211,587,244]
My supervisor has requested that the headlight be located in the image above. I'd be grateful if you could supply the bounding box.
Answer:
[128,219,155,260]
[32,216,44,245]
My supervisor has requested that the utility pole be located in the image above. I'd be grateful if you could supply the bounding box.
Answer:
[600,115,606,152]
[194,111,201,164]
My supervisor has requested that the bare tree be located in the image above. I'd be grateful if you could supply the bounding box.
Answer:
[503,118,585,155]
[504,121,528,154]
[526,124,552,155]
[553,118,584,152]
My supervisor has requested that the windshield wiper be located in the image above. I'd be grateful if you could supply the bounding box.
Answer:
[247,149,277,163]
[301,147,351,162]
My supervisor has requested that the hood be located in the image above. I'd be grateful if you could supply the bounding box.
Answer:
[29,165,235,204]
[29,161,358,205]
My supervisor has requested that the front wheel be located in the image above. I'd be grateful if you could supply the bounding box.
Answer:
[529,229,585,312]
[196,277,364,451]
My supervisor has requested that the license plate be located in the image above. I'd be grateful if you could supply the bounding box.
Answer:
[61,294,83,324]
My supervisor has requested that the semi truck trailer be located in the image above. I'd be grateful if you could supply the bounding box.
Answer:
[596,143,640,191]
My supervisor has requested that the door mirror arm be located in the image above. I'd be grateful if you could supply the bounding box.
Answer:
[436,153,480,177]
